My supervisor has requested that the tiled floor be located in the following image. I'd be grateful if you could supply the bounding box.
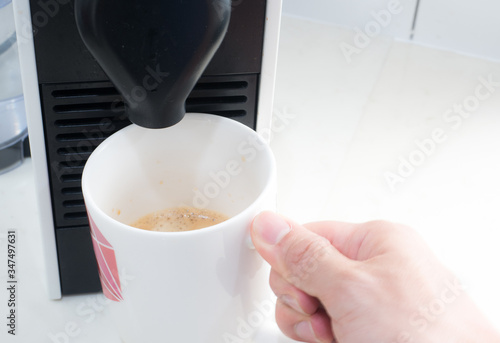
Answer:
[272,15,500,331]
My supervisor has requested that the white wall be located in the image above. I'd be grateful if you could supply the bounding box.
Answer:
[413,0,500,61]
[282,0,418,40]
[283,0,500,61]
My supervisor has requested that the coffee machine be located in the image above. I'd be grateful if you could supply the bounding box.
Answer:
[13,0,282,299]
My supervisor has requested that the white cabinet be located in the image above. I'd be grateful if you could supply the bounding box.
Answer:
[282,0,418,40]
[283,0,500,61]
[413,0,500,61]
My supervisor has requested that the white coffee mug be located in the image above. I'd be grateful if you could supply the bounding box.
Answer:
[82,113,277,343]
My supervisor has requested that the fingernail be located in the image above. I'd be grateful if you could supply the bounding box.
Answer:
[253,212,291,245]
[294,321,318,342]
[280,294,305,315]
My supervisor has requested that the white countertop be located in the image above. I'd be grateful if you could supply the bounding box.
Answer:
[1,15,500,342]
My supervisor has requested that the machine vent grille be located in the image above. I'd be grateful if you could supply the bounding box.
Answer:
[41,75,259,229]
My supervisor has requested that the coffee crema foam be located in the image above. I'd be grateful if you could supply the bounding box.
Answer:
[131,206,229,232]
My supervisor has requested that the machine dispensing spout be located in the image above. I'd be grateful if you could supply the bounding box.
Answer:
[74,0,231,129]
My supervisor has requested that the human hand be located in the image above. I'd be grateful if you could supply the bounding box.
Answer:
[250,211,500,343]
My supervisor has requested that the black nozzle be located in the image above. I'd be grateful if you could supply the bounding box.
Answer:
[74,0,231,129]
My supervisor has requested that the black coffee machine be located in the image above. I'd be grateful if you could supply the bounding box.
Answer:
[14,0,282,298]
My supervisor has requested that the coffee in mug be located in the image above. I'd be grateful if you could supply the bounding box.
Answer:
[131,206,229,232]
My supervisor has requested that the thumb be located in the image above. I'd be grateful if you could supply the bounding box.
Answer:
[251,211,353,299]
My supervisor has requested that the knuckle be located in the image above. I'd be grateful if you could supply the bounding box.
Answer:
[362,219,420,246]
[362,219,396,232]
[362,219,412,236]
[283,235,332,286]
[322,265,370,310]
[274,303,293,338]
[336,266,369,293]
[269,270,282,295]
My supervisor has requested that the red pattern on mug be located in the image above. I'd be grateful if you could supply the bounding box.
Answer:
[88,215,123,302]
